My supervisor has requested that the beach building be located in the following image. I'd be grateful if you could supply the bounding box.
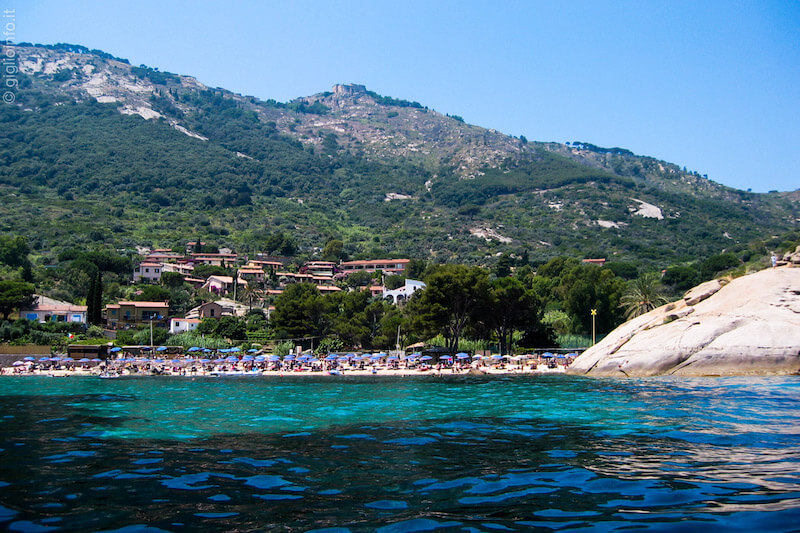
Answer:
[202,275,246,296]
[186,298,251,320]
[133,261,163,283]
[237,266,266,285]
[169,317,201,335]
[340,259,410,275]
[190,252,238,268]
[383,279,426,304]
[582,258,606,267]
[20,295,88,324]
[105,301,170,329]
[302,261,337,277]
[161,262,195,276]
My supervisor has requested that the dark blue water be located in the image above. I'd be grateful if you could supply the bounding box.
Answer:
[0,374,798,532]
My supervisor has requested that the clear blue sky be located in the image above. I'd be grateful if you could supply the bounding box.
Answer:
[11,0,800,192]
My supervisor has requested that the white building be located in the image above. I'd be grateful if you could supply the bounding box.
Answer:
[169,317,201,335]
[133,261,163,283]
[20,295,87,324]
[383,279,426,305]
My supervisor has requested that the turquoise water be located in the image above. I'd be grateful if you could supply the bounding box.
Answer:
[0,374,798,531]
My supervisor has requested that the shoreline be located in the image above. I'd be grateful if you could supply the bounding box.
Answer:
[0,364,568,378]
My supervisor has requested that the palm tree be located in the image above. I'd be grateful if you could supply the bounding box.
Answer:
[240,281,260,311]
[620,272,669,319]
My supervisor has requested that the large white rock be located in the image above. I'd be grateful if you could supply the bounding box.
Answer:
[567,267,800,377]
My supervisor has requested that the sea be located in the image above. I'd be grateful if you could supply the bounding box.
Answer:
[0,374,798,532]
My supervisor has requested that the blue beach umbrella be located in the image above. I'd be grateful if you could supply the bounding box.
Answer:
[79,358,91,362]
[156,346,167,352]
[229,347,241,353]
[247,349,258,353]
[91,358,102,363]
[541,353,554,359]
[456,353,470,359]
[24,356,36,361]
[110,347,122,352]
[188,347,201,352]
[420,355,433,361]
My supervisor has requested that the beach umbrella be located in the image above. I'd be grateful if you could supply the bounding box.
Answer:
[12,361,26,366]
[188,347,201,352]
[200,358,211,364]
[247,349,258,353]
[420,355,433,361]
[541,353,554,359]
[229,347,241,353]
[23,356,36,361]
[110,347,122,353]
[79,358,91,362]
[225,355,239,362]
[38,357,50,362]
[284,354,295,361]
[472,355,483,360]
[156,346,167,352]
[456,353,470,359]
[91,358,102,362]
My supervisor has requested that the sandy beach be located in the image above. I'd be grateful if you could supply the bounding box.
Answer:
[1,361,568,378]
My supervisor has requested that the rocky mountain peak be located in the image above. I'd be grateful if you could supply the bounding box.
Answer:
[331,83,367,96]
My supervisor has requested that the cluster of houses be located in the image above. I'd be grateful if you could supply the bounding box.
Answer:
[20,243,426,334]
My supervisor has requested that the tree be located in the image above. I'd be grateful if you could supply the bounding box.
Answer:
[0,281,36,320]
[0,235,32,281]
[322,239,344,262]
[86,270,103,325]
[493,253,513,278]
[161,272,186,288]
[485,277,539,355]
[406,265,489,351]
[134,285,171,302]
[239,281,260,310]
[549,261,626,335]
[216,315,246,340]
[270,283,325,340]
[619,272,670,319]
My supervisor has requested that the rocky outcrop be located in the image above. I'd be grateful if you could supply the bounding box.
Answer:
[777,245,800,267]
[567,267,800,377]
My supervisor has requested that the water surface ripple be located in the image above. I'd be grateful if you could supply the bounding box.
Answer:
[0,374,798,531]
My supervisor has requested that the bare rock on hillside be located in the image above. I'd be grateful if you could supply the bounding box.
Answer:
[567,267,800,377]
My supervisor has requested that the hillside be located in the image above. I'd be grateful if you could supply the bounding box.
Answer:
[2,42,797,268]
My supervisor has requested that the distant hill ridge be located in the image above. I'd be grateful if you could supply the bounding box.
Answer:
[1,42,797,266]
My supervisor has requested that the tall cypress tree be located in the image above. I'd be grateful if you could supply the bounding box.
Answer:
[92,270,103,325]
